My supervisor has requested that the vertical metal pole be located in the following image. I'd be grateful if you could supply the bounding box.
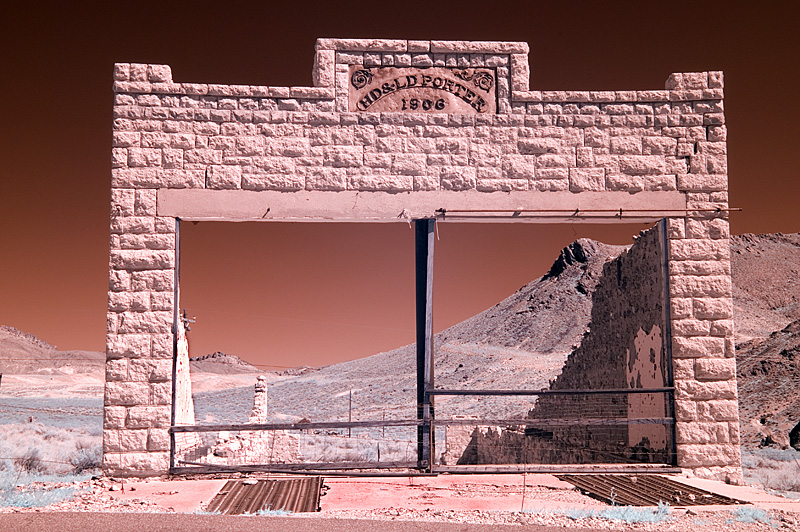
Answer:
[658,218,677,466]
[169,218,180,472]
[415,218,435,471]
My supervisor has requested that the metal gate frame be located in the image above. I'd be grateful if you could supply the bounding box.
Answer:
[169,218,678,475]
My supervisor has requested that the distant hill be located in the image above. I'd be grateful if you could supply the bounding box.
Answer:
[0,325,103,375]
[190,351,262,374]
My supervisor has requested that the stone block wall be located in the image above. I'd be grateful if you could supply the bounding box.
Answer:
[106,38,738,480]
[528,225,670,463]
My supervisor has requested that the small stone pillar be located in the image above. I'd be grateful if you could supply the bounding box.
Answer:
[249,376,268,423]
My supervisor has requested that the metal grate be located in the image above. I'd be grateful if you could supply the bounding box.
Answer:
[206,476,324,514]
[556,474,747,506]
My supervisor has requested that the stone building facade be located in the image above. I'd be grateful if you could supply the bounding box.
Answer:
[105,38,738,480]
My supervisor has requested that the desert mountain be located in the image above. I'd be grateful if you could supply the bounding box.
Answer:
[193,239,627,424]
[0,325,104,375]
[730,233,800,341]
[736,319,800,449]
[189,351,261,374]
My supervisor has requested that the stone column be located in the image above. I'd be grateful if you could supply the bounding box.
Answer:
[665,71,742,483]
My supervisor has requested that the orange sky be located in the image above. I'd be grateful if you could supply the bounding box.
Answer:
[2,1,798,367]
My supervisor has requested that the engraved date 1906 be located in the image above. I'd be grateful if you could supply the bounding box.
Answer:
[401,98,446,111]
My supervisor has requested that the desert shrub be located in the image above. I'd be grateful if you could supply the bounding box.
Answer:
[15,449,45,474]
[69,442,102,474]
[742,447,800,492]
[254,508,291,516]
[533,502,671,524]
[731,506,772,524]
[597,502,671,524]
[0,485,76,508]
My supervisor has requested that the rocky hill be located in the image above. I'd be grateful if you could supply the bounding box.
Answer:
[736,319,800,449]
[730,233,800,341]
[0,325,104,375]
[189,351,261,374]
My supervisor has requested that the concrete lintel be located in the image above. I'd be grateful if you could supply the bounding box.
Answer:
[157,189,687,223]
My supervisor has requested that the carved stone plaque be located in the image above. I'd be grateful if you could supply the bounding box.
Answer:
[348,66,497,114]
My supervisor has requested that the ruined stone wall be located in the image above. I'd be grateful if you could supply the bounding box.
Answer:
[105,38,738,479]
[529,224,670,463]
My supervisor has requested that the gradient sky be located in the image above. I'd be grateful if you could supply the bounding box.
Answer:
[2,1,798,368]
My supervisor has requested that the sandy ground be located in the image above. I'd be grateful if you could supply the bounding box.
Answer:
[3,472,799,531]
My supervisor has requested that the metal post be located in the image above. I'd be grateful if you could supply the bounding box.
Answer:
[169,218,180,472]
[415,218,435,471]
[659,218,677,466]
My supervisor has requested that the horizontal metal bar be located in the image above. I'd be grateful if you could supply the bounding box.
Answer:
[170,419,423,433]
[176,460,418,471]
[436,208,741,214]
[429,387,674,396]
[433,417,674,427]
[434,465,682,474]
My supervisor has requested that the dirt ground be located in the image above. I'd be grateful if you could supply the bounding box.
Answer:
[2,472,799,531]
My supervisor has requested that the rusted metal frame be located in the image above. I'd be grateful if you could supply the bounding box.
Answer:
[171,466,437,477]
[169,217,181,472]
[659,218,678,466]
[428,387,675,396]
[207,477,323,514]
[436,465,682,474]
[415,218,435,472]
[170,418,423,433]
[176,460,417,471]
[557,474,746,506]
[432,417,674,427]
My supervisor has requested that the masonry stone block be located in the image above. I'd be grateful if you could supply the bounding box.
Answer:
[104,406,128,429]
[675,379,737,401]
[147,428,171,452]
[128,358,171,382]
[693,298,732,320]
[672,336,725,359]
[151,334,174,359]
[105,381,150,406]
[126,406,171,429]
[111,250,175,271]
[116,311,172,334]
[105,428,149,453]
[568,168,605,192]
[676,422,729,444]
[672,359,695,380]
[672,318,711,336]
[676,444,739,468]
[119,452,170,476]
[106,334,150,359]
[106,358,128,381]
[698,400,739,422]
[695,357,736,381]
[131,270,174,292]
[670,275,731,298]
[670,297,692,319]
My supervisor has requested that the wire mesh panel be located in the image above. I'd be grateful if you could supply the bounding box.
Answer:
[432,389,675,468]
[172,421,420,472]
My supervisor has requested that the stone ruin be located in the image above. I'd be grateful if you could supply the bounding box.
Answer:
[104,38,740,482]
